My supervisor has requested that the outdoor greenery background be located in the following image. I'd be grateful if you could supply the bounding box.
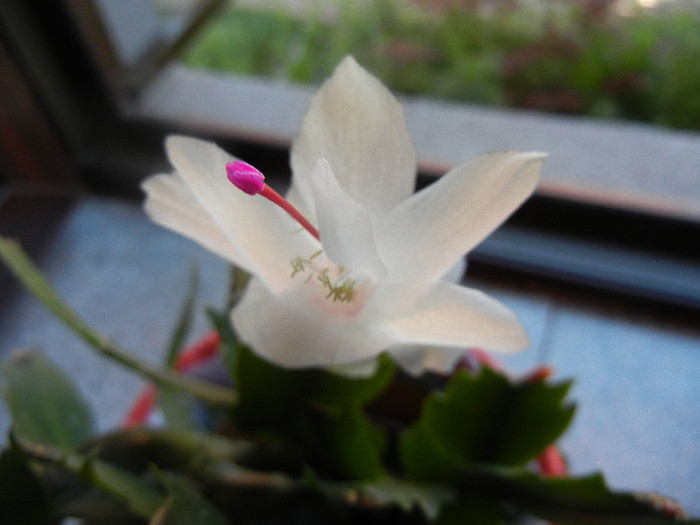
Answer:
[179,0,700,131]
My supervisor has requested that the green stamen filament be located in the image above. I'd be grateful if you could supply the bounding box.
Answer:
[290,255,357,303]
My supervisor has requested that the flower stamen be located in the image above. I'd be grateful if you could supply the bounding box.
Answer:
[226,161,320,241]
[317,271,356,303]
[290,256,310,277]
[289,253,357,303]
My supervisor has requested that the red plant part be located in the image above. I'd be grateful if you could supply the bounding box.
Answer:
[123,330,221,426]
[537,444,568,477]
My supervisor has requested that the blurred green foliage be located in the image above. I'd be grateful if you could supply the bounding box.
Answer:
[180,0,700,130]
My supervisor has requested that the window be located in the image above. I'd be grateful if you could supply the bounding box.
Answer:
[1,0,699,311]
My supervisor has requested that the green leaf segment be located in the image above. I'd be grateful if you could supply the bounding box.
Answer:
[233,345,395,480]
[401,367,575,480]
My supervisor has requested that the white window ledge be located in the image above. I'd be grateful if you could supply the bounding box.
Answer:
[134,63,700,222]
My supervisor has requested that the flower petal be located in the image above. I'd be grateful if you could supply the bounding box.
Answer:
[142,172,250,265]
[384,281,529,353]
[289,56,417,215]
[442,258,467,284]
[232,278,395,369]
[146,136,320,291]
[388,344,467,376]
[311,159,387,279]
[376,152,544,282]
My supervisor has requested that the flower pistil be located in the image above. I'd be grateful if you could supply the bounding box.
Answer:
[226,160,320,241]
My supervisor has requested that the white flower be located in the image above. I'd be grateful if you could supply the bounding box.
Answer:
[142,56,545,376]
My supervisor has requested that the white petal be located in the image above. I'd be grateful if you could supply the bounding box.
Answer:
[142,172,250,265]
[289,56,416,215]
[153,136,320,292]
[327,357,380,378]
[441,258,467,284]
[384,281,529,353]
[376,152,544,282]
[232,277,395,369]
[311,159,387,279]
[388,344,467,376]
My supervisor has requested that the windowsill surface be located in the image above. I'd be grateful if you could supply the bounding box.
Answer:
[0,194,698,515]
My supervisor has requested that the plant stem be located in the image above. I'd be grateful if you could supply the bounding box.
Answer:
[0,237,237,407]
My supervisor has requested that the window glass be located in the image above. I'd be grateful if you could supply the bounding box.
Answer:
[143,0,700,222]
[180,0,700,132]
[93,0,164,67]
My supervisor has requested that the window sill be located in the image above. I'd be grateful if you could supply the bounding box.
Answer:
[133,64,700,222]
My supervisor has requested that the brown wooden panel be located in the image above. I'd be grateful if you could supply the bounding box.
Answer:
[0,39,80,188]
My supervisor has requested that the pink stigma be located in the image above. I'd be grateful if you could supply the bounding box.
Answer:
[226,161,265,195]
[225,161,320,241]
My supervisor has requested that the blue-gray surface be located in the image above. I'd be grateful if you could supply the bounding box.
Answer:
[0,197,229,439]
[0,196,698,515]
